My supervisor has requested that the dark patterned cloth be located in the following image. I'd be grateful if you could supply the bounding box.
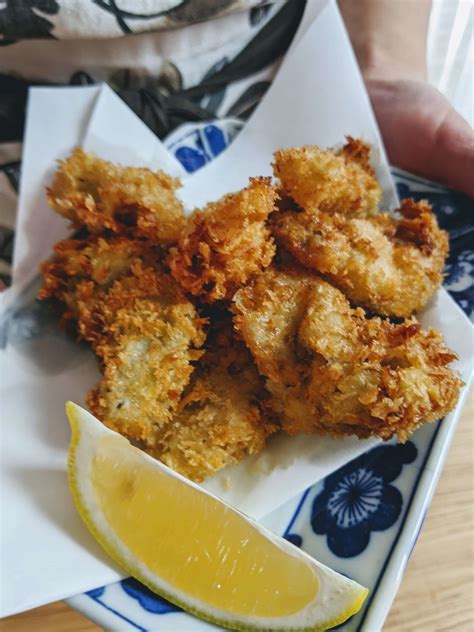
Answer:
[0,0,302,286]
[0,0,59,45]
[0,0,266,42]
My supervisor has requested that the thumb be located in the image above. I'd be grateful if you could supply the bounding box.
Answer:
[366,79,474,198]
[430,106,474,199]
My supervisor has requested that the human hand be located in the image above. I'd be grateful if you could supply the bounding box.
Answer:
[338,0,474,198]
[366,78,474,198]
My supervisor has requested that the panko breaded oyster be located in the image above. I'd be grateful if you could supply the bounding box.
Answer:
[233,266,462,443]
[271,198,448,318]
[39,140,462,482]
[273,137,382,217]
[232,264,314,385]
[83,261,206,446]
[39,234,206,447]
[38,234,147,328]
[153,321,277,482]
[48,149,185,244]
[168,177,278,302]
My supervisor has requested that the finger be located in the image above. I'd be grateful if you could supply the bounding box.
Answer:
[366,79,474,198]
[430,107,474,199]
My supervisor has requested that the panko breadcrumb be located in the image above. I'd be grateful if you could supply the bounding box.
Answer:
[48,148,185,244]
[233,266,461,442]
[154,323,276,481]
[39,141,462,481]
[232,265,314,385]
[271,198,448,317]
[38,235,147,327]
[273,137,381,217]
[168,177,278,302]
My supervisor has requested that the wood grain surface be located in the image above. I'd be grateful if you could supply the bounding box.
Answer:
[2,386,472,632]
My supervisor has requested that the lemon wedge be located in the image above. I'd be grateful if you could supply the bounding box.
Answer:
[67,401,368,631]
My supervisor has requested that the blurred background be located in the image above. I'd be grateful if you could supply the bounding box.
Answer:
[429,0,473,125]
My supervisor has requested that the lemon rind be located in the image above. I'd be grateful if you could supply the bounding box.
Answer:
[67,402,368,632]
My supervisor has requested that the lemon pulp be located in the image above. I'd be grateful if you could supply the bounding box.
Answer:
[92,435,319,617]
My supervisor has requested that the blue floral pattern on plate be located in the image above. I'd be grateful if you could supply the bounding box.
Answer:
[121,578,180,614]
[165,119,243,173]
[311,443,417,558]
[444,249,474,319]
[85,586,105,599]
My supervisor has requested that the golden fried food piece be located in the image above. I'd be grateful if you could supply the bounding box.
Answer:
[39,233,206,443]
[85,261,206,444]
[234,267,461,442]
[38,235,146,326]
[40,145,461,478]
[272,198,448,317]
[273,137,381,216]
[154,324,276,481]
[168,177,278,302]
[232,265,315,385]
[48,148,185,244]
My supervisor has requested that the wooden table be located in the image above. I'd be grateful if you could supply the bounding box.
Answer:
[2,386,472,632]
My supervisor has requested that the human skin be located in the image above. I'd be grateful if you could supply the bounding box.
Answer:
[339,0,474,197]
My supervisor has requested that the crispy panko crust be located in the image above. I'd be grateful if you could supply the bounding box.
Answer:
[168,177,278,302]
[234,266,461,442]
[273,137,381,217]
[83,262,206,443]
[39,142,461,477]
[47,148,185,244]
[152,321,276,482]
[39,234,206,444]
[38,235,148,326]
[232,265,315,385]
[271,198,448,317]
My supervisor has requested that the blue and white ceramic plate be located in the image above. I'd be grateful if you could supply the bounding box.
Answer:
[67,127,474,631]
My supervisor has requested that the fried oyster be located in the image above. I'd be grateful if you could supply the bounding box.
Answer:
[168,177,278,302]
[233,266,461,443]
[48,148,185,244]
[154,321,276,481]
[271,198,448,317]
[38,141,462,482]
[39,233,206,446]
[273,137,382,217]
[85,261,206,445]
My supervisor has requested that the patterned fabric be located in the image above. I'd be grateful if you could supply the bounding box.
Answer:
[0,1,265,42]
[0,0,301,287]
